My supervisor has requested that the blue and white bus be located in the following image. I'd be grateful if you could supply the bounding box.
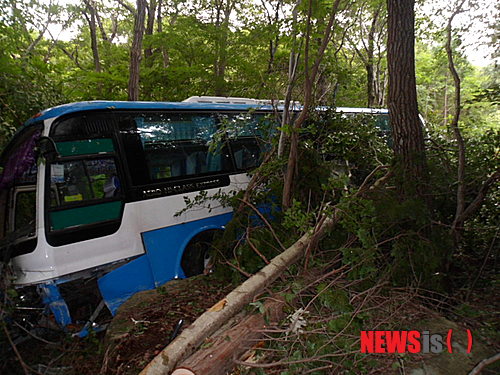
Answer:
[0,97,389,329]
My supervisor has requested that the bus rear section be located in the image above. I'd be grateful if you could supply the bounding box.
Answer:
[0,102,270,331]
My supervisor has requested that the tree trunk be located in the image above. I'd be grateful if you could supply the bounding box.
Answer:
[213,0,234,96]
[83,1,102,73]
[156,0,170,68]
[92,0,110,43]
[266,1,281,75]
[445,0,467,236]
[366,5,381,107]
[277,0,302,158]
[128,0,147,101]
[387,0,428,198]
[282,0,342,208]
[144,0,157,64]
[443,73,449,126]
[171,298,285,375]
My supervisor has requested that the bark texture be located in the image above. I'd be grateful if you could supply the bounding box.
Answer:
[445,0,467,234]
[387,0,428,197]
[128,0,147,101]
[171,298,285,375]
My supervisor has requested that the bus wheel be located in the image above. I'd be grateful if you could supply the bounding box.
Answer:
[181,230,218,277]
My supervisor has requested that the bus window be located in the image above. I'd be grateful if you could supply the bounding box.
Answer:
[11,166,38,236]
[48,157,122,232]
[51,115,115,139]
[222,113,271,170]
[14,189,36,231]
[50,158,120,206]
[122,113,233,185]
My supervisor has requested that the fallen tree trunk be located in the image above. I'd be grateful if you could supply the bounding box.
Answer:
[171,297,285,375]
[140,213,336,375]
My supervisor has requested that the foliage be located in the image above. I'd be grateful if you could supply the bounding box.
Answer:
[0,1,498,373]
[0,0,63,151]
[0,0,497,147]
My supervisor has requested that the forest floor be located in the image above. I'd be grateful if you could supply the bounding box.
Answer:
[2,273,499,375]
[3,275,232,375]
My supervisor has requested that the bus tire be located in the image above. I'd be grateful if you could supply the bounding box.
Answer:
[181,230,219,277]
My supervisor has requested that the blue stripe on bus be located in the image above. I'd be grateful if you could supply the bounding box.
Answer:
[97,212,233,315]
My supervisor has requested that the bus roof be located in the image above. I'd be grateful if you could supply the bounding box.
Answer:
[24,100,281,126]
[24,100,389,126]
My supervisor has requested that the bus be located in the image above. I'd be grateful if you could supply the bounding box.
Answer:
[0,97,389,330]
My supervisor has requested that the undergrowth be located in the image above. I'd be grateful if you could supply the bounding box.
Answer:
[198,111,499,374]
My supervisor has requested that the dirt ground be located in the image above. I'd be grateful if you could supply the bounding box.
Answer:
[101,275,234,375]
[2,274,233,375]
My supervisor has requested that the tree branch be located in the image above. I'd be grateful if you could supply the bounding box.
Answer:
[116,0,136,14]
[454,170,500,226]
[468,353,500,375]
[46,29,85,70]
[446,0,467,235]
[23,1,54,58]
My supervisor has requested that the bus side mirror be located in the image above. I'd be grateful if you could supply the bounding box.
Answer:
[37,137,60,162]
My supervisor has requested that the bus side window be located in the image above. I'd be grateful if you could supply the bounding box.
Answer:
[127,113,232,184]
[231,138,261,170]
[48,158,122,232]
[50,158,119,206]
[224,113,271,171]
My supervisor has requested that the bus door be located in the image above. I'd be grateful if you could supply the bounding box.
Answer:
[46,115,125,247]
[0,125,41,262]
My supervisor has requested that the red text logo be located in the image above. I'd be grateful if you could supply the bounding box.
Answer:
[360,330,472,354]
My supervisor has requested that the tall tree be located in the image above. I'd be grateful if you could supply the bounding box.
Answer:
[442,0,500,239]
[119,0,147,101]
[277,0,302,158]
[346,0,387,107]
[212,0,235,96]
[387,0,428,197]
[156,0,169,68]
[282,0,343,208]
[144,0,157,64]
[446,0,467,235]
[82,0,102,74]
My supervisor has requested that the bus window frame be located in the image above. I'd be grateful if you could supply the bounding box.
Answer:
[45,113,127,246]
[118,110,235,186]
[114,109,273,201]
[46,154,123,211]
